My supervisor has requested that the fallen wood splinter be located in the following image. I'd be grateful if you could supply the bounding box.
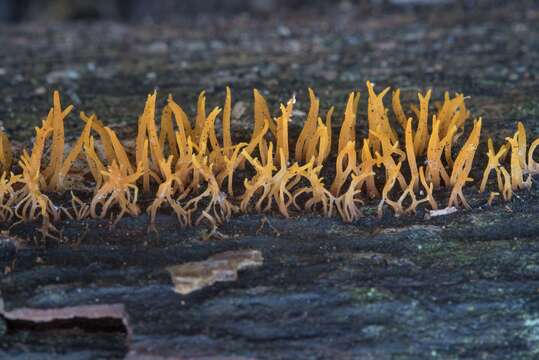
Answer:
[167,249,264,295]
[425,206,458,219]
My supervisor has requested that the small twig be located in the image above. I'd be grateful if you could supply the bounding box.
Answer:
[425,206,457,219]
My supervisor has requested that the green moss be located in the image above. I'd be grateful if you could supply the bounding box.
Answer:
[513,101,539,119]
[349,287,393,304]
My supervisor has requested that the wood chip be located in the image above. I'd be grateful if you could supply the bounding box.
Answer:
[167,250,263,295]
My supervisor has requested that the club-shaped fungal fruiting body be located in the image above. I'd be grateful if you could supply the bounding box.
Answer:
[0,82,537,237]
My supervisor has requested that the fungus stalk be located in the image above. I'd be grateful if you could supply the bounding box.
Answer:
[90,161,143,226]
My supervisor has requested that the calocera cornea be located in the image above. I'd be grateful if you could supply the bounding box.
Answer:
[0,81,537,236]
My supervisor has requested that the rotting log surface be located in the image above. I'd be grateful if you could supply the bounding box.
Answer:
[1,2,539,359]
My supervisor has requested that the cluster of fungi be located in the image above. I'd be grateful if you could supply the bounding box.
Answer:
[0,81,538,237]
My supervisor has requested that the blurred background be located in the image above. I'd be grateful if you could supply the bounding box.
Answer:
[0,0,510,22]
[0,0,536,143]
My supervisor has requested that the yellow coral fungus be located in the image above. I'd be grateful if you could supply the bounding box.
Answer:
[193,91,207,141]
[300,100,333,167]
[15,125,59,234]
[370,129,406,190]
[338,92,360,153]
[188,156,237,226]
[437,93,468,139]
[216,142,248,196]
[80,112,119,167]
[83,135,107,189]
[448,118,482,209]
[240,143,275,213]
[240,144,298,217]
[51,114,94,191]
[336,172,373,222]
[413,89,432,156]
[366,81,397,153]
[0,172,18,221]
[295,88,320,163]
[62,192,90,221]
[252,89,273,166]
[41,91,74,191]
[146,156,190,229]
[404,118,419,191]
[261,148,299,217]
[425,116,450,189]
[419,166,438,210]
[158,101,179,160]
[479,138,508,193]
[0,130,13,174]
[293,160,335,216]
[498,123,533,192]
[377,161,403,217]
[90,161,143,226]
[440,93,469,165]
[222,87,234,158]
[516,122,528,169]
[506,131,527,191]
[0,82,537,234]
[304,118,331,166]
[357,139,379,198]
[330,141,357,196]
[136,92,163,192]
[391,89,408,130]
[528,138,539,175]
[275,98,293,166]
[189,107,222,192]
[110,129,133,169]
[500,166,513,201]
